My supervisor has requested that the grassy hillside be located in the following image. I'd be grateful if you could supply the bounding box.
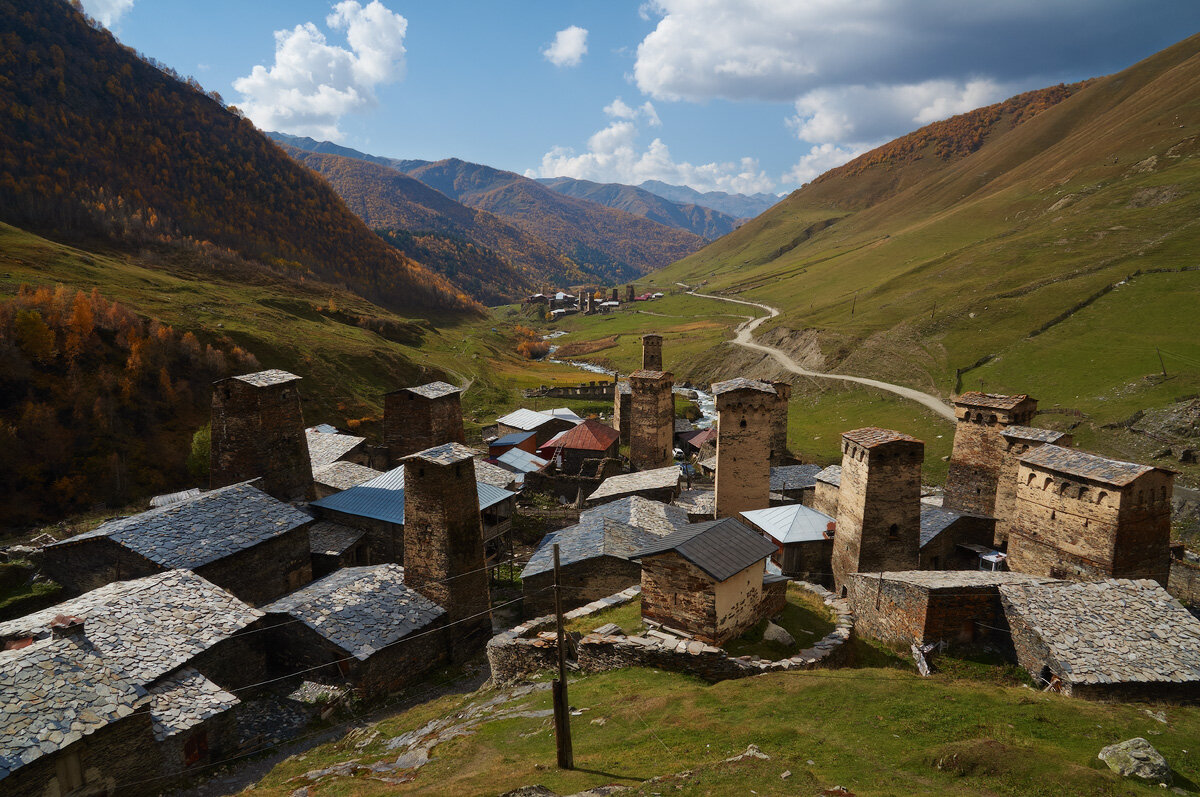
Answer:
[246,666,1200,796]
[626,34,1200,484]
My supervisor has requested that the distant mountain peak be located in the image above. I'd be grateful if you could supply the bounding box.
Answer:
[636,180,781,219]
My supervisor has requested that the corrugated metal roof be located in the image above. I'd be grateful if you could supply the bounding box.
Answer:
[546,407,585,423]
[311,465,513,524]
[496,408,556,430]
[495,448,549,473]
[492,430,537,447]
[630,517,776,581]
[741,504,834,544]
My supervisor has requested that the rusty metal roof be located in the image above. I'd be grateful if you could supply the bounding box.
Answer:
[1019,444,1162,487]
[842,427,922,448]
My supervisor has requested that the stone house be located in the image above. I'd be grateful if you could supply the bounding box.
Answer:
[993,426,1073,546]
[521,497,690,617]
[846,570,1057,649]
[943,392,1038,517]
[740,504,836,586]
[586,466,682,506]
[629,369,675,470]
[263,564,448,696]
[770,464,823,504]
[812,465,841,518]
[918,506,998,571]
[713,378,776,518]
[0,570,264,795]
[306,425,368,471]
[1006,445,1174,585]
[1000,578,1200,701]
[39,482,313,606]
[488,430,538,459]
[496,408,579,446]
[383,381,465,465]
[308,521,368,578]
[309,465,515,568]
[542,419,621,475]
[631,517,784,645]
[831,428,924,595]
[210,370,314,502]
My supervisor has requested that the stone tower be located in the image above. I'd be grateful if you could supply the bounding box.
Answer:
[626,284,635,302]
[612,380,632,445]
[994,426,1072,546]
[610,288,619,302]
[831,427,924,594]
[713,379,776,518]
[943,392,1037,516]
[210,370,313,502]
[402,442,491,657]
[642,334,663,371]
[629,369,674,470]
[383,381,465,466]
[769,380,792,463]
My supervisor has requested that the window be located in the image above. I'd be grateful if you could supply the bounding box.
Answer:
[56,750,84,791]
[183,731,209,767]
[887,523,899,540]
[739,419,746,428]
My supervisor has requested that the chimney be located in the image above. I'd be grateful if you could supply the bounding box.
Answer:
[51,614,86,640]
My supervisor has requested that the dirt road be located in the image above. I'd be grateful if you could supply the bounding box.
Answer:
[686,289,955,421]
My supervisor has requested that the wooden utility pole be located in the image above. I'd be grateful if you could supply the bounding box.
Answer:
[1157,348,1168,378]
[552,544,574,769]
[850,291,857,316]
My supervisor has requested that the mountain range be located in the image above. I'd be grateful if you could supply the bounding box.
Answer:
[637,180,781,219]
[535,176,743,239]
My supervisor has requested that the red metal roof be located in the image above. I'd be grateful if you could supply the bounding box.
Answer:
[550,419,621,451]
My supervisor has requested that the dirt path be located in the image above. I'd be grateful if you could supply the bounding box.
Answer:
[686,289,955,421]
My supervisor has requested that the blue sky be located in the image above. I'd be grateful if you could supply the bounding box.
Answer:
[87,1,1200,195]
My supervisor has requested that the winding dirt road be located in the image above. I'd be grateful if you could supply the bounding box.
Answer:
[686,289,956,421]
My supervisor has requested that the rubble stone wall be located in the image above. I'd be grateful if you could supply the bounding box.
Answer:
[849,575,1016,648]
[943,397,1036,518]
[210,377,312,502]
[639,553,717,641]
[195,524,312,606]
[384,392,466,466]
[38,537,161,597]
[613,385,632,445]
[521,556,641,619]
[715,388,773,518]
[310,508,403,565]
[630,371,675,470]
[1169,557,1200,608]
[769,381,792,464]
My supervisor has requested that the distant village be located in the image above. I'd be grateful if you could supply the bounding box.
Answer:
[2,328,1199,796]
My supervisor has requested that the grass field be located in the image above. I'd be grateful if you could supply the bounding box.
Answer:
[247,664,1200,796]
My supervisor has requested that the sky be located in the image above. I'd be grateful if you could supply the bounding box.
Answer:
[85,0,1200,196]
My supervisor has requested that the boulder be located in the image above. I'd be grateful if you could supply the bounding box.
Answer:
[1098,738,1172,785]
[762,621,796,648]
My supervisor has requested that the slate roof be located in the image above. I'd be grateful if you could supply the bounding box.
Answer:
[495,448,550,474]
[711,377,776,396]
[310,466,513,525]
[0,570,263,685]
[741,504,834,545]
[1019,444,1160,487]
[770,464,823,492]
[630,517,777,582]
[586,496,690,537]
[954,391,1030,410]
[522,516,661,578]
[149,488,201,509]
[673,489,715,518]
[146,667,239,741]
[491,430,537,448]
[616,381,631,395]
[674,419,696,434]
[232,369,300,387]
[919,506,990,548]
[306,427,366,469]
[1000,425,1070,444]
[308,521,365,556]
[406,442,476,466]
[496,408,557,431]
[48,482,311,570]
[553,419,621,452]
[842,427,922,448]
[474,458,518,490]
[0,637,146,781]
[999,579,1200,686]
[587,466,681,503]
[858,570,1057,590]
[313,461,381,492]
[264,564,445,660]
[815,465,842,487]
[630,369,671,381]
[399,381,461,400]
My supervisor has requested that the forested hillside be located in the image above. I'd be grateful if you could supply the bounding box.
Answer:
[0,0,477,315]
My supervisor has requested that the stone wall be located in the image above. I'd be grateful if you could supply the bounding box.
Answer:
[994,434,1072,546]
[848,574,1016,648]
[715,387,774,518]
[355,619,449,696]
[487,582,854,686]
[779,539,834,587]
[769,381,792,464]
[521,556,642,619]
[918,515,996,571]
[190,624,270,693]
[642,334,663,371]
[713,562,768,644]
[1007,466,1172,585]
[629,370,674,470]
[524,458,624,503]
[210,374,312,502]
[613,383,632,445]
[1169,556,1200,609]
[383,391,465,466]
[831,432,923,594]
[38,537,161,597]
[525,381,617,401]
[195,524,312,606]
[157,709,238,785]
[561,442,619,476]
[943,396,1036,517]
[3,711,161,797]
[311,507,403,565]
[639,552,717,641]
[812,480,839,519]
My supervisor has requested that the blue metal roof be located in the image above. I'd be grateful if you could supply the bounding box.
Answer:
[311,465,514,525]
[492,430,536,447]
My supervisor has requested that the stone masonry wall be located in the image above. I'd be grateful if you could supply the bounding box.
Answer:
[813,481,839,519]
[613,384,632,445]
[195,524,312,606]
[943,397,1036,518]
[640,553,718,642]
[769,381,792,464]
[831,435,922,594]
[629,370,674,470]
[1169,556,1200,608]
[487,582,854,686]
[38,537,162,598]
[713,562,767,644]
[310,507,403,565]
[210,376,312,502]
[521,556,642,619]
[642,334,663,371]
[384,393,466,466]
[715,388,773,518]
[848,575,1017,648]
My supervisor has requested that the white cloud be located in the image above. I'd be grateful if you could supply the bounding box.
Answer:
[528,105,775,195]
[787,79,1013,145]
[233,1,407,140]
[79,0,134,26]
[543,25,589,68]
[782,143,875,187]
